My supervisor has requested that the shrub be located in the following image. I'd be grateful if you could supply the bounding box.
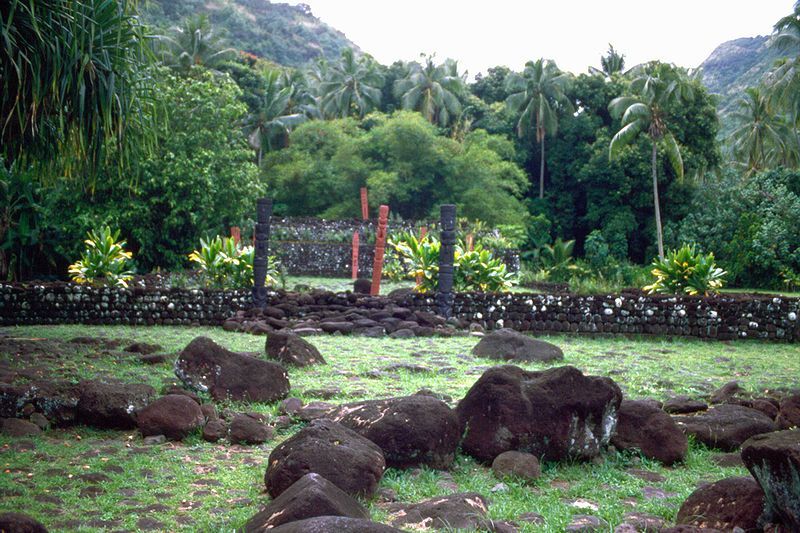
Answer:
[189,235,278,289]
[643,244,727,296]
[68,227,134,287]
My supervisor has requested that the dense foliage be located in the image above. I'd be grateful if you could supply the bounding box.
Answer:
[643,244,727,296]
[68,227,134,288]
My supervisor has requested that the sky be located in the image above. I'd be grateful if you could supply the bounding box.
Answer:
[286,1,793,77]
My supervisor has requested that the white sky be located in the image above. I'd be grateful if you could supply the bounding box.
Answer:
[286,1,793,77]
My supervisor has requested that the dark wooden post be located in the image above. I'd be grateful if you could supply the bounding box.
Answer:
[370,205,389,296]
[252,198,272,308]
[437,204,456,318]
[351,231,360,280]
[360,187,369,220]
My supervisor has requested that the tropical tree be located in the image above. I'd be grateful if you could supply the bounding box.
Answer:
[765,1,800,164]
[608,62,693,260]
[590,44,626,77]
[317,48,383,118]
[394,55,467,127]
[727,87,791,173]
[505,58,573,199]
[158,14,236,74]
[243,70,307,164]
[0,0,157,178]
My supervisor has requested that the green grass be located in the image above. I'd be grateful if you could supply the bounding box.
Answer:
[1,325,798,531]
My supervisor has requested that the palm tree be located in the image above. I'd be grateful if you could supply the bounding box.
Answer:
[158,14,236,74]
[505,59,573,199]
[243,70,307,165]
[393,55,466,127]
[727,87,790,174]
[0,0,156,178]
[765,1,800,165]
[317,48,383,118]
[608,63,692,260]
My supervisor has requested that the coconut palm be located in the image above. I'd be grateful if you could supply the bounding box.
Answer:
[608,62,693,260]
[393,55,467,127]
[727,87,791,174]
[243,70,307,165]
[505,59,573,199]
[317,48,383,118]
[765,1,800,165]
[0,0,156,177]
[158,14,236,74]
[590,44,626,77]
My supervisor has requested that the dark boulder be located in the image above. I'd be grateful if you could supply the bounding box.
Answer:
[675,477,763,530]
[612,400,688,465]
[353,279,371,295]
[0,512,48,533]
[741,429,800,531]
[124,342,162,355]
[0,418,42,437]
[386,492,489,531]
[244,473,368,532]
[709,381,744,404]
[777,395,800,429]
[471,329,563,363]
[202,419,227,443]
[77,381,156,429]
[136,394,205,441]
[1,380,81,427]
[672,404,776,451]
[229,414,273,445]
[265,419,385,498]
[327,395,460,469]
[266,332,325,367]
[457,365,622,462]
[175,336,290,403]
[663,396,708,415]
[491,450,541,482]
[268,516,402,533]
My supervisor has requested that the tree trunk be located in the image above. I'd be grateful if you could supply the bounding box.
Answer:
[652,141,665,260]
[539,136,545,199]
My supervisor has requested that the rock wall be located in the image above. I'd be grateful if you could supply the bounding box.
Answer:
[1,283,797,341]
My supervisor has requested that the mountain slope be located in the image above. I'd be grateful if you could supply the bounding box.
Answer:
[699,36,784,117]
[141,0,360,67]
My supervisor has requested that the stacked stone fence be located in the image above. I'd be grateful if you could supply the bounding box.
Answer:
[1,283,798,341]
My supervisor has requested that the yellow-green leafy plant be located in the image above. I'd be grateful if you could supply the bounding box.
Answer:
[643,244,727,295]
[68,227,134,287]
[189,235,278,288]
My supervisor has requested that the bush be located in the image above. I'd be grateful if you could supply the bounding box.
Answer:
[68,227,134,287]
[189,235,279,289]
[643,244,727,296]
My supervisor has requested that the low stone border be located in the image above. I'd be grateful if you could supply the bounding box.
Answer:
[1,283,798,341]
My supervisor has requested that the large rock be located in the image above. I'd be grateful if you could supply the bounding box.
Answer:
[777,395,800,429]
[136,395,205,441]
[741,429,800,531]
[471,329,563,363]
[76,381,156,429]
[244,473,368,532]
[229,414,273,445]
[0,512,48,532]
[456,365,622,462]
[175,336,290,403]
[672,404,776,451]
[266,332,325,367]
[326,395,461,469]
[267,516,402,533]
[0,418,42,437]
[663,396,708,415]
[265,419,385,498]
[675,477,763,530]
[0,380,82,427]
[612,400,688,465]
[387,492,490,531]
[491,450,541,482]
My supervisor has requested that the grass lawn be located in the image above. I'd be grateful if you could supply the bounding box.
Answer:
[1,325,798,531]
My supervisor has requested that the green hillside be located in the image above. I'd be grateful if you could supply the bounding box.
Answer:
[140,0,359,67]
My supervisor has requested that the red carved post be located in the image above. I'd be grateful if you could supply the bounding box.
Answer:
[360,187,369,220]
[351,231,360,280]
[416,226,427,288]
[231,226,241,246]
[466,233,474,251]
[371,205,389,296]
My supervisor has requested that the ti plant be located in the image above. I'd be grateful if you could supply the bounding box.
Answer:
[68,226,134,287]
[189,235,279,289]
[643,244,727,296]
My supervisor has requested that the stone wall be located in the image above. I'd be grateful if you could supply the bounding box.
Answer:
[2,283,797,341]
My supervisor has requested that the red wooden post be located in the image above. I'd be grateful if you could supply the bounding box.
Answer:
[416,226,427,288]
[466,233,474,251]
[360,187,369,220]
[351,231,360,280]
[371,205,389,296]
[230,226,241,246]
